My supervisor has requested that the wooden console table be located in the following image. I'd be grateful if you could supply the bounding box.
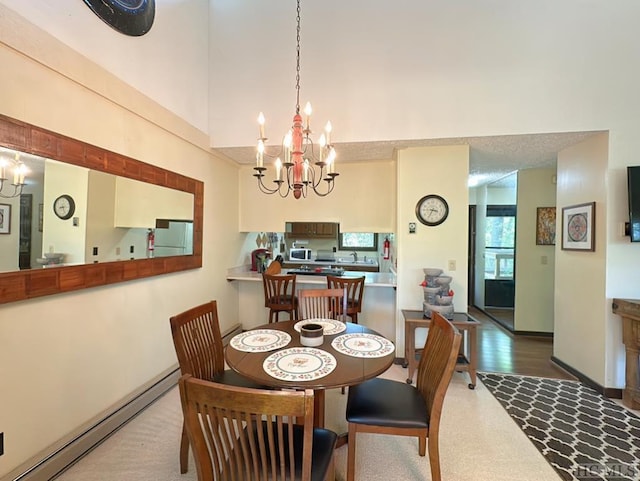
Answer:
[402,309,480,389]
[612,298,640,409]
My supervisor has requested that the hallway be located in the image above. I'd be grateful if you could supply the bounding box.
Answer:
[470,306,574,380]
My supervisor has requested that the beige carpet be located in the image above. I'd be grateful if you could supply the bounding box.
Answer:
[56,365,561,481]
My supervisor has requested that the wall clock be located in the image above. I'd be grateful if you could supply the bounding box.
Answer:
[83,0,155,37]
[416,194,449,226]
[53,194,76,220]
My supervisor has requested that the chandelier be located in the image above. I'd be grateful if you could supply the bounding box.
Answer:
[253,0,337,199]
[0,151,27,198]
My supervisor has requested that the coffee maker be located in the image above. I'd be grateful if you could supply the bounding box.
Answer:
[251,249,271,272]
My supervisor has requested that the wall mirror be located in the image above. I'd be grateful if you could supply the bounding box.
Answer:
[0,113,203,304]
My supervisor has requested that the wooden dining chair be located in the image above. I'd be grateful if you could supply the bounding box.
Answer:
[345,312,461,481]
[298,287,348,322]
[326,275,365,324]
[170,300,268,474]
[263,273,299,323]
[179,375,338,481]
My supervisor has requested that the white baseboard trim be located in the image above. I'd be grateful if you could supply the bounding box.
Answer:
[7,367,181,481]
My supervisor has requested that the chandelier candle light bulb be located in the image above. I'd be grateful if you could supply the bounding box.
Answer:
[0,152,27,198]
[304,102,312,131]
[252,0,338,199]
[258,112,266,139]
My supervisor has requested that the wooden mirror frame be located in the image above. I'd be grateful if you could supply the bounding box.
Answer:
[0,113,203,304]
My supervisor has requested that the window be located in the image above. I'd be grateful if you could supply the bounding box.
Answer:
[484,205,515,279]
[338,233,378,251]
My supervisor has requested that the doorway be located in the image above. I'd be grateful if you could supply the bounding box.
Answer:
[483,204,516,330]
[469,174,517,331]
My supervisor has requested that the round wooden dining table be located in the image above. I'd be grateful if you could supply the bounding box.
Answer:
[225,320,395,430]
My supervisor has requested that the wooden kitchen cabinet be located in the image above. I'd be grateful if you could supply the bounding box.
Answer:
[286,222,338,239]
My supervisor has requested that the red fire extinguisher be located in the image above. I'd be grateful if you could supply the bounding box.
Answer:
[147,229,155,258]
[383,237,390,260]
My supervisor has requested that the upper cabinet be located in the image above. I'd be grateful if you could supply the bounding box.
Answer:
[114,177,194,228]
[286,222,338,239]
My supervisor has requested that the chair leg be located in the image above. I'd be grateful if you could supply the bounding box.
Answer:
[346,423,357,481]
[418,432,426,456]
[180,420,189,474]
[325,452,336,481]
[351,312,358,324]
[428,435,441,481]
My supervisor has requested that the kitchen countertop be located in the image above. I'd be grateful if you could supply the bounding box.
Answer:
[226,266,396,288]
[283,258,379,268]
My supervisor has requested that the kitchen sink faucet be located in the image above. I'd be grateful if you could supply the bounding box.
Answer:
[351,251,358,262]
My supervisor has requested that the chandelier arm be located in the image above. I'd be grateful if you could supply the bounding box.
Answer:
[310,178,336,197]
[0,182,23,198]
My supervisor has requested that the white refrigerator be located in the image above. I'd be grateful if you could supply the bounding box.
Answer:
[154,221,194,257]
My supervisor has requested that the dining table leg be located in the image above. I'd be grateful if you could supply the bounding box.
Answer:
[313,389,325,428]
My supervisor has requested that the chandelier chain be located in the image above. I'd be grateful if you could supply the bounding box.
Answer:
[295,0,301,115]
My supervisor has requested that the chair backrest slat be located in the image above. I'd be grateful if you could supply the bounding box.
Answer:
[326,275,365,314]
[263,273,297,306]
[416,312,462,428]
[170,301,225,381]
[298,288,347,322]
[180,375,316,481]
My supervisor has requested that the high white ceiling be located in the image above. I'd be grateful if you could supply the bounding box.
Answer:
[208,1,610,187]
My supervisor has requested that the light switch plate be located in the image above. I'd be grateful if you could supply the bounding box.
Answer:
[409,222,416,234]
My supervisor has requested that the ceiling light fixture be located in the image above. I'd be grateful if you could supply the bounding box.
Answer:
[253,0,337,199]
[0,152,27,198]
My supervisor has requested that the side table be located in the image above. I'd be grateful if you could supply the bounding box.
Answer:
[402,309,480,389]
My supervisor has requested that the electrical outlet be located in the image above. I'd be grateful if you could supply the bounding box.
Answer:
[448,260,456,271]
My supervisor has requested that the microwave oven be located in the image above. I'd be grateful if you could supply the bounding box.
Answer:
[290,248,313,260]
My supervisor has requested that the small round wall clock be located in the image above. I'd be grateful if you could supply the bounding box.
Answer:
[82,0,155,37]
[53,194,76,220]
[416,194,449,226]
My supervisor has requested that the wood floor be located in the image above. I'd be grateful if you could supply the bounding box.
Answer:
[469,306,574,380]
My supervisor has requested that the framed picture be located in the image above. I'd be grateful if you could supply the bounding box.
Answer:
[0,203,10,234]
[536,207,556,245]
[562,202,595,251]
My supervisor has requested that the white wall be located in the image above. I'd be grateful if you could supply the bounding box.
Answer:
[0,6,241,477]
[555,134,609,385]
[0,195,20,271]
[42,160,89,265]
[396,145,469,353]
[0,0,210,133]
[514,168,557,332]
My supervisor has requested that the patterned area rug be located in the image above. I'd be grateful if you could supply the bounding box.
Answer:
[479,372,640,481]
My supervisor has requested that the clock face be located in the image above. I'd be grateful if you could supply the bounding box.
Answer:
[416,195,449,226]
[53,195,76,220]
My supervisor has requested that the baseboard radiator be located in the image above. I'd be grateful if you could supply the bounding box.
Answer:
[7,323,243,481]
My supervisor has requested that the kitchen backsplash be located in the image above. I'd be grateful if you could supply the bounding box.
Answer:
[243,231,395,272]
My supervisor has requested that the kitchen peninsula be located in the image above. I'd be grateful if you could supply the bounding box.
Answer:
[226,266,397,346]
